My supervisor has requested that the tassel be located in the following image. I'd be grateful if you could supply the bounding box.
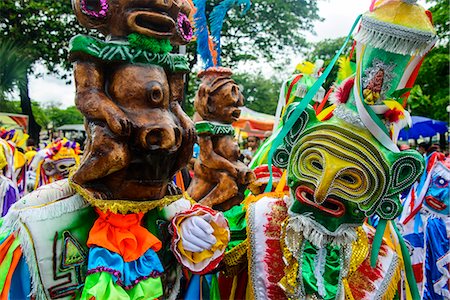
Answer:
[370,218,387,267]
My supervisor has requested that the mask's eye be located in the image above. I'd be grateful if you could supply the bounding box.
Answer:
[311,160,323,171]
[341,174,356,184]
[435,176,448,188]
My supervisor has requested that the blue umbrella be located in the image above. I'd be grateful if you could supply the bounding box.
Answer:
[399,116,448,140]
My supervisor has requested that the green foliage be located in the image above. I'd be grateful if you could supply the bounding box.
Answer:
[408,0,449,121]
[233,73,282,115]
[196,0,321,68]
[0,100,82,128]
[45,105,84,128]
[0,0,88,78]
[427,0,449,43]
[0,39,33,99]
[307,37,349,90]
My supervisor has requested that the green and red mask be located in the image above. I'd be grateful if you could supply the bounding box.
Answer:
[273,105,424,233]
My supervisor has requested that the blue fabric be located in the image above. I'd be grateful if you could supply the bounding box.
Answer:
[87,247,164,287]
[403,231,424,248]
[9,257,31,300]
[423,217,449,300]
[184,274,201,299]
[193,143,200,159]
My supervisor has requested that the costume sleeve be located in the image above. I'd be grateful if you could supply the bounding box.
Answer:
[171,204,230,274]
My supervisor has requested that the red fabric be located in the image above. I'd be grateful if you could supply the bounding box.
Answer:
[87,209,162,262]
[384,108,403,123]
[286,74,304,104]
[412,263,424,283]
[0,247,22,300]
[218,274,234,299]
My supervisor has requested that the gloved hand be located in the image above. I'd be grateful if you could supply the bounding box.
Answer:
[180,215,217,252]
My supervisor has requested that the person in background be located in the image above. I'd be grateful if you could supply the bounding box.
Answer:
[242,136,260,165]
[417,142,430,156]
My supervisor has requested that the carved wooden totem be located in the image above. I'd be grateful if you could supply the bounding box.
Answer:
[187,67,255,211]
[69,0,196,201]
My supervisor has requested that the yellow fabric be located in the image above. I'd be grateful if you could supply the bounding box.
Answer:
[229,276,238,300]
[175,217,229,264]
[13,151,26,170]
[317,104,336,121]
[24,150,37,164]
[296,61,315,75]
[14,133,28,148]
[368,1,435,33]
[0,146,7,170]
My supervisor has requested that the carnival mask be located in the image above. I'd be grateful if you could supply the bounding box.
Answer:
[274,105,424,232]
[424,162,450,215]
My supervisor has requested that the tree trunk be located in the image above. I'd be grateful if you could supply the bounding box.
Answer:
[19,75,41,144]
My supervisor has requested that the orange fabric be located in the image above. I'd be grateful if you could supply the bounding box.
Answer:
[87,209,162,262]
[0,247,22,300]
[0,235,15,260]
[175,171,186,192]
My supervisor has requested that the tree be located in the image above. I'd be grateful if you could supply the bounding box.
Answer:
[307,37,350,90]
[0,40,33,100]
[0,0,87,142]
[45,105,84,128]
[409,0,449,121]
[234,73,282,115]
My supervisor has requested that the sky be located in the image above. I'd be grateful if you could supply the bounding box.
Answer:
[24,0,428,108]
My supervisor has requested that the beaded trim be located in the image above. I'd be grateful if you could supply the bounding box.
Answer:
[333,105,365,128]
[69,178,183,214]
[354,15,437,56]
[222,239,248,276]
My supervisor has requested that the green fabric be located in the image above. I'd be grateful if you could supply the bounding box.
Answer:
[209,274,221,300]
[0,235,20,293]
[127,277,164,300]
[301,241,342,300]
[370,218,387,267]
[0,218,10,242]
[69,34,189,73]
[127,33,173,54]
[81,272,163,300]
[195,121,235,136]
[392,221,420,299]
[223,205,247,251]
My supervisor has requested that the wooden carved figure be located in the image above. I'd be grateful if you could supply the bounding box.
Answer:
[188,67,255,210]
[70,0,196,201]
[0,1,232,299]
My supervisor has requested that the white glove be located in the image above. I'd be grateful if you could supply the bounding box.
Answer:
[180,215,217,253]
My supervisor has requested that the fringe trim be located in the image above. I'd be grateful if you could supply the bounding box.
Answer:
[355,16,437,56]
[16,222,47,299]
[286,215,358,248]
[1,189,88,299]
[314,247,327,297]
[381,259,401,300]
[167,265,182,300]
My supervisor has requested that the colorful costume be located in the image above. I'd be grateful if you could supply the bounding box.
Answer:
[29,139,81,191]
[0,0,230,299]
[399,152,450,299]
[222,0,436,299]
